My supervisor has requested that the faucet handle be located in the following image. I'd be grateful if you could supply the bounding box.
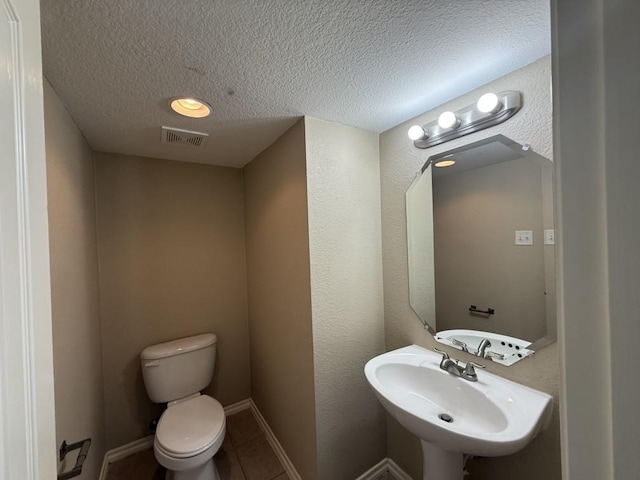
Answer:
[486,351,506,361]
[451,338,469,353]
[433,347,450,360]
[463,361,485,377]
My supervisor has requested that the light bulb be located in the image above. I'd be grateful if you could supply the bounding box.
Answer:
[477,93,501,113]
[408,125,427,141]
[177,98,203,110]
[170,97,212,118]
[438,111,459,129]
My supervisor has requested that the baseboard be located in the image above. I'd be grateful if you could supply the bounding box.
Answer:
[387,458,414,480]
[355,458,389,480]
[223,398,252,416]
[98,435,154,480]
[249,399,302,480]
[355,457,414,480]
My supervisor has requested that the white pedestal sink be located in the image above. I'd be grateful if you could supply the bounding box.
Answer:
[364,345,552,480]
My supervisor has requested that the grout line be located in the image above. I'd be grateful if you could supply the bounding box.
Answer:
[228,431,265,449]
[228,410,285,480]
[233,432,286,480]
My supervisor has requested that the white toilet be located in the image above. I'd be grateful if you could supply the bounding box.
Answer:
[141,333,226,480]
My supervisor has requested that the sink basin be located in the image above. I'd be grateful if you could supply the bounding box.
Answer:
[365,345,552,479]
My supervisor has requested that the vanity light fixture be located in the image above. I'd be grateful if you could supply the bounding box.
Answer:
[170,97,212,118]
[409,91,522,149]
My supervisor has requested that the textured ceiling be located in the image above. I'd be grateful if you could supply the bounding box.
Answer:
[40,0,550,168]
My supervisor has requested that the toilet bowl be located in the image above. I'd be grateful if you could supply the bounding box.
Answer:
[154,394,226,480]
[140,334,225,480]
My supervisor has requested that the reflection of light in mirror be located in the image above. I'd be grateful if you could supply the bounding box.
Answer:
[434,160,456,168]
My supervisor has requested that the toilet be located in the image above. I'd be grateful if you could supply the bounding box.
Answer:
[141,333,225,480]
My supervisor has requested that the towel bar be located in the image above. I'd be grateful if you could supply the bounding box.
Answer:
[469,305,495,315]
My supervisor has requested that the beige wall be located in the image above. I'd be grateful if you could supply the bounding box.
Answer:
[94,152,250,449]
[380,56,561,479]
[305,117,386,479]
[243,120,319,480]
[44,80,105,479]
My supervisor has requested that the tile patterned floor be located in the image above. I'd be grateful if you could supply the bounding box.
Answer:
[376,473,395,480]
[106,409,289,480]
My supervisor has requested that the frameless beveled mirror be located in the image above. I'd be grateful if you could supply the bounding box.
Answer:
[406,135,556,365]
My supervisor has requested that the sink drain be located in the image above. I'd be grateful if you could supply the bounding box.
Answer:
[438,413,454,423]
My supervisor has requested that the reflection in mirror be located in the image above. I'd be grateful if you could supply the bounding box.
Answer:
[406,135,555,366]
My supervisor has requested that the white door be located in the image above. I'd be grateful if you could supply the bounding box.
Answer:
[0,0,57,479]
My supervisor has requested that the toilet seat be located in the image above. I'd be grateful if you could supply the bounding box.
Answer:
[156,394,225,459]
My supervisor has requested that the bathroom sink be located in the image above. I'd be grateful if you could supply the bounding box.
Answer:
[364,345,552,458]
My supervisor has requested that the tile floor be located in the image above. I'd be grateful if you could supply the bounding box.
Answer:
[106,409,289,480]
[376,474,395,480]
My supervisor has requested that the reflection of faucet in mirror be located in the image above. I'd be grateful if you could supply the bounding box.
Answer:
[451,338,469,353]
[477,339,491,357]
[436,329,534,366]
[486,351,506,361]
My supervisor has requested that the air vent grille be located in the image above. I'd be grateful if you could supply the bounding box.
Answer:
[161,126,209,148]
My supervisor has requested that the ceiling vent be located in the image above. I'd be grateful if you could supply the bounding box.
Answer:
[161,126,209,148]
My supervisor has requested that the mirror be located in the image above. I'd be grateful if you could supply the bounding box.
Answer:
[406,135,555,365]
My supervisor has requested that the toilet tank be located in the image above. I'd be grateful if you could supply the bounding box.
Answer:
[141,333,217,403]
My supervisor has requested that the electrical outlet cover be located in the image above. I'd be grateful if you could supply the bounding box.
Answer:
[544,229,555,245]
[515,230,533,245]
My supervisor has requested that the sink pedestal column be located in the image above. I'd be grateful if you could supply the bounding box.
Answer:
[421,441,464,480]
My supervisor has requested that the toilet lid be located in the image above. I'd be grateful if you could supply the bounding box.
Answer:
[156,395,225,457]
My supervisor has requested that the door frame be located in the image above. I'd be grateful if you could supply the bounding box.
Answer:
[0,0,57,478]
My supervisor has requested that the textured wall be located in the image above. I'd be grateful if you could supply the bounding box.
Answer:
[44,80,105,479]
[94,152,250,449]
[305,117,386,480]
[243,120,319,480]
[380,56,561,480]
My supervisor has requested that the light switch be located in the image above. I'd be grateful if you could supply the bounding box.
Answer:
[544,229,555,245]
[515,230,533,245]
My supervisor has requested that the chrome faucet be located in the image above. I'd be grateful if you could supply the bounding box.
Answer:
[433,348,485,382]
[451,338,469,353]
[477,339,492,358]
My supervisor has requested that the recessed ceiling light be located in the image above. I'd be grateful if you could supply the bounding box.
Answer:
[434,160,456,168]
[170,97,212,118]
